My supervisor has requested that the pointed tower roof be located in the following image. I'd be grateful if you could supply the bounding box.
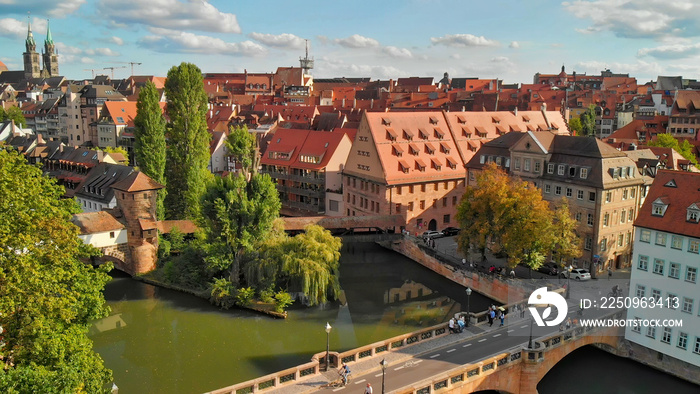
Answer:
[45,19,54,46]
[25,16,36,51]
[111,171,164,192]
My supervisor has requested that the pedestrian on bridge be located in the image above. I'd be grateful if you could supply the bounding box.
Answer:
[365,383,373,394]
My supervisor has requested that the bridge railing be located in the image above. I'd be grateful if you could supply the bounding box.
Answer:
[402,309,626,394]
[206,321,451,394]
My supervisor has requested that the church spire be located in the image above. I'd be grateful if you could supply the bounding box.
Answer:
[45,19,54,47]
[25,15,36,52]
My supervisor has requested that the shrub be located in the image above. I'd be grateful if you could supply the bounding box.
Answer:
[235,287,255,307]
[273,291,293,313]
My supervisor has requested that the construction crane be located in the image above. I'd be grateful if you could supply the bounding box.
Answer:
[103,66,126,79]
[83,69,98,78]
[116,61,143,76]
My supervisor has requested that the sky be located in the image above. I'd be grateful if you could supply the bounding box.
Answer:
[1,0,700,85]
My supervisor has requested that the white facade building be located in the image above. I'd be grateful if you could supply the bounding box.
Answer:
[625,170,700,367]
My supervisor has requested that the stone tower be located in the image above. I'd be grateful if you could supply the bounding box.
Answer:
[42,20,59,77]
[23,17,41,80]
[111,171,165,275]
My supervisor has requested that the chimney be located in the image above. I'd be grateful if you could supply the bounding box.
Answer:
[541,103,551,129]
[514,108,518,116]
[370,98,374,109]
[353,98,357,108]
[342,98,345,107]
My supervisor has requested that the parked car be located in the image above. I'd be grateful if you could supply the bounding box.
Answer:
[421,230,442,240]
[536,262,559,276]
[441,227,461,236]
[561,268,591,281]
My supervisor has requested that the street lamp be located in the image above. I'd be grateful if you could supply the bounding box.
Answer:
[566,265,573,300]
[465,287,472,327]
[324,322,332,371]
[528,316,534,349]
[380,358,388,394]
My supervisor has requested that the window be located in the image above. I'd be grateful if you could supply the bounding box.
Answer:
[443,214,450,224]
[589,192,596,202]
[395,203,401,213]
[653,259,665,275]
[620,210,626,223]
[635,284,646,298]
[652,203,667,216]
[566,187,572,197]
[587,214,594,226]
[618,234,624,247]
[575,212,582,222]
[443,197,447,207]
[524,158,531,171]
[677,332,688,350]
[688,209,700,222]
[689,240,699,254]
[640,229,651,243]
[655,232,667,246]
[686,266,697,283]
[515,158,521,169]
[603,213,609,226]
[668,294,678,310]
[682,297,694,314]
[694,337,700,354]
[452,196,457,205]
[544,184,551,193]
[547,163,554,174]
[669,262,681,279]
[605,191,612,203]
[555,186,562,195]
[577,190,584,200]
[672,235,683,249]
[421,184,426,192]
[637,255,648,271]
[109,231,115,238]
[626,232,631,245]
[601,238,607,251]
[419,200,425,209]
[628,209,634,221]
[580,168,588,178]
[534,161,541,173]
[584,237,592,250]
[651,289,661,302]
[409,185,414,193]
[408,202,414,211]
[646,325,656,339]
[558,165,565,175]
[661,327,672,344]
[631,317,642,333]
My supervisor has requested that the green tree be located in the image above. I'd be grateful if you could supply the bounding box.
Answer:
[226,125,259,180]
[0,150,112,392]
[648,133,699,165]
[134,80,167,218]
[164,63,211,221]
[0,106,26,128]
[579,105,596,137]
[202,172,281,285]
[568,118,582,136]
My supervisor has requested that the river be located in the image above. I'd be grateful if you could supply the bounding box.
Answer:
[90,241,699,394]
[90,242,494,394]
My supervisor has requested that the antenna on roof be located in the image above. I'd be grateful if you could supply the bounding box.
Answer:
[299,39,314,75]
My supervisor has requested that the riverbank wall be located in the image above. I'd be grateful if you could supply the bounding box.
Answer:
[616,340,700,386]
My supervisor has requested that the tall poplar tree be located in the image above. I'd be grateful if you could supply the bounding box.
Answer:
[164,62,211,221]
[134,80,167,218]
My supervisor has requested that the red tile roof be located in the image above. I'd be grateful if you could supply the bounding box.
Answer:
[157,220,199,234]
[71,211,125,234]
[634,170,700,238]
[111,171,164,192]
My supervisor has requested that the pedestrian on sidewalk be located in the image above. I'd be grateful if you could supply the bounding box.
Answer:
[608,266,612,280]
[510,269,516,279]
[489,308,496,327]
[365,383,373,394]
[499,311,505,326]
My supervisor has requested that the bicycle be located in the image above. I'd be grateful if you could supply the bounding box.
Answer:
[607,287,623,297]
[323,371,350,388]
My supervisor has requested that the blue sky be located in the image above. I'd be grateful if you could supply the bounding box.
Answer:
[1,0,699,84]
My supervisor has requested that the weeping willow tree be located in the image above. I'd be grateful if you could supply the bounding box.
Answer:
[245,224,342,306]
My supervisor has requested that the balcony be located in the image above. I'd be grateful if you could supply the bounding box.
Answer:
[265,170,324,185]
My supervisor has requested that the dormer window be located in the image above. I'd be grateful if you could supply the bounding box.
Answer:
[403,129,414,140]
[386,128,397,141]
[652,197,669,216]
[688,203,700,223]
[419,128,429,139]
[429,116,439,125]
[434,127,444,139]
[409,144,420,156]
[425,143,435,155]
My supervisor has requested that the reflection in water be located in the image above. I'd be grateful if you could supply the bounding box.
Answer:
[90,242,495,394]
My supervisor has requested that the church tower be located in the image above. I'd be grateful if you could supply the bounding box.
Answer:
[42,20,59,77]
[23,17,41,80]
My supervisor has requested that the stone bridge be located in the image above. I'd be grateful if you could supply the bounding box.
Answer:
[208,310,626,394]
[403,312,626,394]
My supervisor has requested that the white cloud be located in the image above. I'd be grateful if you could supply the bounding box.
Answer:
[509,41,520,49]
[574,59,665,77]
[317,57,406,79]
[563,0,700,38]
[0,17,47,40]
[84,48,121,57]
[383,46,412,58]
[638,43,700,59]
[109,36,124,46]
[334,34,380,48]
[55,42,120,64]
[248,33,305,49]
[139,28,266,56]
[0,1,85,18]
[97,0,241,33]
[430,34,499,47]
